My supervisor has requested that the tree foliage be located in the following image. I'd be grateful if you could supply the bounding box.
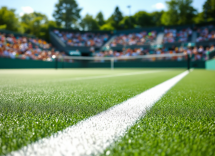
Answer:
[119,16,135,29]
[39,20,59,41]
[203,0,215,21]
[133,11,154,27]
[96,12,105,27]
[0,0,214,42]
[100,23,115,31]
[21,12,48,36]
[80,14,99,31]
[194,12,205,24]
[21,12,58,41]
[107,7,124,30]
[161,0,197,25]
[53,0,81,28]
[150,11,164,26]
[0,7,20,32]
[0,24,7,29]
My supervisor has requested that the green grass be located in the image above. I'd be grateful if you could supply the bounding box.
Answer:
[0,69,184,155]
[102,70,215,156]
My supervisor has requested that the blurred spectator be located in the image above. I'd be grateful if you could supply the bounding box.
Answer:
[29,38,51,49]
[196,26,215,42]
[1,30,215,63]
[0,33,62,61]
[163,28,192,43]
[93,45,214,61]
[53,30,109,47]
[108,31,157,47]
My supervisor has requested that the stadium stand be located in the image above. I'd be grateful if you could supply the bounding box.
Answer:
[97,45,214,61]
[53,29,110,47]
[102,27,163,51]
[163,27,192,43]
[50,28,112,55]
[1,23,215,63]
[196,25,215,42]
[29,38,52,50]
[108,31,157,47]
[161,26,194,49]
[0,31,64,61]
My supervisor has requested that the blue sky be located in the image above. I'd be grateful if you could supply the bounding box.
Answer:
[1,0,206,20]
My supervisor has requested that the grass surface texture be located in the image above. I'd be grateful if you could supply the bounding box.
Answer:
[0,69,214,155]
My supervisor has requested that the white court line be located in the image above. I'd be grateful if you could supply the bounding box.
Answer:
[8,71,189,156]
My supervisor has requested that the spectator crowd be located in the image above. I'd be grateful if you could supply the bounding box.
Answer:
[1,25,215,62]
[196,25,215,42]
[29,38,51,50]
[163,28,192,43]
[108,31,157,47]
[53,30,110,47]
[94,45,215,61]
[0,33,65,61]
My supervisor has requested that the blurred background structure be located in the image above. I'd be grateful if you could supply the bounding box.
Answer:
[0,0,215,69]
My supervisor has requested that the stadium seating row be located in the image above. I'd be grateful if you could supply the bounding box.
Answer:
[108,31,157,47]
[1,24,215,62]
[163,28,192,43]
[51,25,215,49]
[94,45,215,61]
[0,32,65,61]
[53,29,110,47]
[196,26,215,42]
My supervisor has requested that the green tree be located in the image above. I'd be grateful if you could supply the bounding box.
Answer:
[150,11,164,26]
[161,0,197,26]
[133,11,154,27]
[20,12,60,41]
[80,14,99,31]
[96,12,105,27]
[53,0,81,29]
[39,20,59,41]
[194,12,205,24]
[0,7,21,32]
[119,16,135,29]
[0,24,7,30]
[107,6,123,30]
[100,23,115,31]
[203,0,215,21]
[21,12,48,38]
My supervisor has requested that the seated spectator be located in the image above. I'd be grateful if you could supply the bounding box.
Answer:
[163,29,176,43]
[29,38,51,49]
[53,30,110,47]
[196,25,215,42]
[198,46,204,54]
[93,45,209,62]
[108,31,157,47]
[0,33,63,62]
[163,28,192,43]
[210,45,215,52]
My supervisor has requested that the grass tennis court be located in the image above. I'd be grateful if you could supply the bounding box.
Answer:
[0,69,214,155]
[103,70,215,156]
